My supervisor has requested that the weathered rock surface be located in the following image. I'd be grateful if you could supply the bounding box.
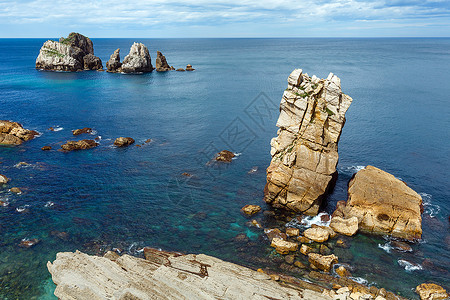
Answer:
[0,174,8,184]
[155,51,174,72]
[308,253,338,272]
[329,216,359,236]
[106,49,122,73]
[304,227,330,243]
[265,69,352,215]
[61,140,98,151]
[215,150,235,162]
[114,137,135,147]
[36,32,102,71]
[47,249,331,300]
[271,238,299,254]
[241,204,261,216]
[0,120,39,145]
[121,43,153,73]
[415,283,448,300]
[335,165,423,240]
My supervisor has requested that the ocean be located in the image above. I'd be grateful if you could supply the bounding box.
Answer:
[0,38,449,299]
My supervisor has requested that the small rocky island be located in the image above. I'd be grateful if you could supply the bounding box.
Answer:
[36,32,194,73]
[0,120,38,145]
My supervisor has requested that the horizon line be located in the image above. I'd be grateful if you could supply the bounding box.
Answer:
[0,36,449,39]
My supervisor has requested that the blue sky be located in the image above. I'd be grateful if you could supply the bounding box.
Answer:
[0,0,449,37]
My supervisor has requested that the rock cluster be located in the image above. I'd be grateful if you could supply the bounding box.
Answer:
[0,120,39,145]
[47,249,327,300]
[333,166,423,240]
[265,69,352,215]
[36,32,103,71]
[155,51,174,72]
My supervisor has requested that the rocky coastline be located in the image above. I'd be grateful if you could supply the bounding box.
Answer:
[36,32,194,73]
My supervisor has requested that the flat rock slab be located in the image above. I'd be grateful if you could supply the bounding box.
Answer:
[48,250,332,300]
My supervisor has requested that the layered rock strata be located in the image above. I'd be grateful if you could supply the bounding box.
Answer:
[47,249,329,300]
[36,32,102,71]
[121,43,153,73]
[265,69,352,215]
[333,165,423,240]
[0,120,39,145]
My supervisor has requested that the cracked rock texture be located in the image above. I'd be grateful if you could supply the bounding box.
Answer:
[265,69,352,215]
[334,165,422,240]
[47,249,330,300]
[36,32,102,71]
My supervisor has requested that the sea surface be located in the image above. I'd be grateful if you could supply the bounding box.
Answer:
[0,38,449,299]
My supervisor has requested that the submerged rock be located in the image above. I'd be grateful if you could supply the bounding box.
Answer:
[36,32,102,71]
[155,51,173,72]
[106,48,122,72]
[114,137,135,147]
[61,140,98,151]
[215,150,235,162]
[121,42,153,73]
[265,69,352,215]
[47,249,326,299]
[335,165,423,240]
[416,283,448,300]
[0,120,38,145]
[19,238,40,248]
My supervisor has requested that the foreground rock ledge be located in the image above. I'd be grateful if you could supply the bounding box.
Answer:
[265,69,352,215]
[47,249,331,300]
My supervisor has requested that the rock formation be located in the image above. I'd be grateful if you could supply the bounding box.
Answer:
[333,165,423,240]
[114,137,135,147]
[0,120,39,145]
[47,249,330,300]
[121,43,153,73]
[155,51,174,72]
[106,48,122,73]
[0,174,8,184]
[416,283,448,300]
[61,140,98,151]
[36,32,103,71]
[308,253,338,272]
[215,150,235,162]
[186,64,195,71]
[329,217,359,236]
[265,69,352,215]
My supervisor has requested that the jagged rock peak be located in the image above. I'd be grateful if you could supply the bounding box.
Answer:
[155,51,173,72]
[106,48,122,73]
[121,42,153,73]
[265,69,352,215]
[35,32,102,71]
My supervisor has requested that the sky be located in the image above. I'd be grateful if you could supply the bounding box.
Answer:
[0,0,449,38]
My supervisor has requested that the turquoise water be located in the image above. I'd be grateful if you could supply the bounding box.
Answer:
[0,38,449,298]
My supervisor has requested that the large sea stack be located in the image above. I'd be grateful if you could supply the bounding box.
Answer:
[333,165,423,240]
[35,32,103,71]
[265,69,352,215]
[121,42,153,73]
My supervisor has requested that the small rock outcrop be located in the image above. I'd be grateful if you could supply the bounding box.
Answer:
[36,32,102,71]
[47,249,327,300]
[334,165,422,240]
[61,140,98,151]
[329,216,359,236]
[72,127,92,136]
[0,120,39,145]
[265,69,352,215]
[106,48,122,73]
[155,51,174,72]
[121,43,153,73]
[270,238,299,254]
[114,137,135,147]
[186,64,195,71]
[0,174,8,184]
[215,150,235,162]
[416,283,448,300]
[308,253,338,272]
[241,205,261,216]
[303,227,330,243]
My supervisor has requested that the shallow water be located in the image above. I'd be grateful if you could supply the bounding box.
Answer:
[0,38,449,299]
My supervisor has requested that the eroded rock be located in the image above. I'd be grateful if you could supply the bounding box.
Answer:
[308,253,338,272]
[336,165,423,240]
[241,204,261,216]
[106,48,122,72]
[114,137,135,147]
[121,42,153,73]
[304,227,330,243]
[72,128,92,135]
[329,216,359,236]
[215,150,235,162]
[265,69,352,215]
[155,51,173,72]
[416,283,448,300]
[0,120,39,145]
[61,140,98,151]
[271,238,298,254]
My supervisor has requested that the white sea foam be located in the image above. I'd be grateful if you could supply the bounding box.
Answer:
[16,204,30,212]
[44,201,55,208]
[14,162,32,168]
[420,192,440,218]
[248,166,258,174]
[232,153,241,160]
[53,127,64,132]
[398,259,423,272]
[339,165,366,175]
[286,211,331,229]
[378,242,392,253]
[350,276,368,285]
